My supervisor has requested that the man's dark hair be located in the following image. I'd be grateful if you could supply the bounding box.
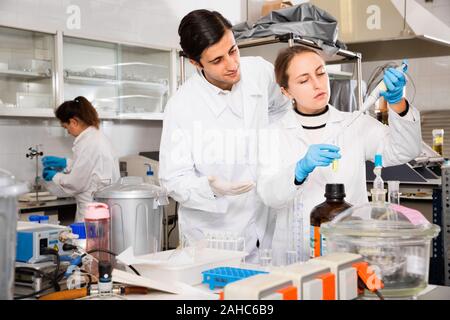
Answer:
[178,9,232,63]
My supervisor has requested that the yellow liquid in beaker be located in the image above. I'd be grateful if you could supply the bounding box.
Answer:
[332,159,339,172]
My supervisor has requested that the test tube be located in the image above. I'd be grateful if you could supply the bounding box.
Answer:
[387,180,400,205]
[331,138,339,173]
[259,249,272,269]
[331,159,338,172]
[286,250,298,265]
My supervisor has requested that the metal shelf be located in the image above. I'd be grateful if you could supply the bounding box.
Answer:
[0,69,51,80]
[114,112,164,120]
[64,75,115,85]
[120,80,168,93]
[0,106,164,120]
[235,33,363,109]
[65,76,168,93]
[0,106,54,118]
[96,110,164,120]
[236,34,360,63]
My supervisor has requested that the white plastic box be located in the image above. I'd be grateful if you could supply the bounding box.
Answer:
[133,248,247,286]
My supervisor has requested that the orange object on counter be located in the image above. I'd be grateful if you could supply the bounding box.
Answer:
[276,286,298,300]
[39,288,88,300]
[352,262,384,292]
[316,273,336,300]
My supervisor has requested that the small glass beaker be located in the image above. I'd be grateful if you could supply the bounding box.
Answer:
[387,181,400,205]
[259,249,272,269]
[432,129,444,156]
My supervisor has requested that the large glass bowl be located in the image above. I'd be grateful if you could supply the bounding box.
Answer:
[321,202,440,299]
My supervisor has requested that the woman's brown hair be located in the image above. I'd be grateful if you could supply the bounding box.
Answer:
[274,46,322,89]
[55,96,100,129]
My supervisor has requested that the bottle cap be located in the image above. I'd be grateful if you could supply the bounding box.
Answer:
[98,261,112,283]
[28,215,49,223]
[374,154,383,167]
[145,164,154,176]
[70,222,86,239]
[85,202,110,220]
[324,183,346,199]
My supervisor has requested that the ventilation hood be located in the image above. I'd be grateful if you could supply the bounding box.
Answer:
[310,0,450,61]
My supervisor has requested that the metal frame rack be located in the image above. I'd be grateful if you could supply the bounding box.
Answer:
[442,164,450,286]
[430,164,450,286]
[179,33,363,110]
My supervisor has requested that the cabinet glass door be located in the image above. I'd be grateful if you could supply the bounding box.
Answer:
[117,44,170,117]
[0,26,54,114]
[63,37,119,116]
[63,36,170,119]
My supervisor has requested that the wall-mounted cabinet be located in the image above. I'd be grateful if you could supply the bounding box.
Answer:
[0,26,55,117]
[63,37,171,120]
[0,25,175,120]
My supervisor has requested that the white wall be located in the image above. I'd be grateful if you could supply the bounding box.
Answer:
[0,0,246,185]
[0,0,246,49]
[360,0,450,112]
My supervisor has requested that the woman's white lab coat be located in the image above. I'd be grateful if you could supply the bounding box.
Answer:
[257,104,422,265]
[159,56,289,261]
[52,126,120,221]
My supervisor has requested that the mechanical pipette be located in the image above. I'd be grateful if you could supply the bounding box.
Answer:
[333,61,408,140]
[326,61,408,172]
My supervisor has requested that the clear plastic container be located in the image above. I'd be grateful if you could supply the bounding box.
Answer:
[321,202,440,299]
[85,203,111,264]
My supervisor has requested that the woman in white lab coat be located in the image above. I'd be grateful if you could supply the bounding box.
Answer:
[42,96,120,221]
[257,46,422,265]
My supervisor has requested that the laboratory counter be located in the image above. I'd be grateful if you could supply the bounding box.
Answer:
[93,283,450,300]
[14,282,450,300]
[19,198,77,225]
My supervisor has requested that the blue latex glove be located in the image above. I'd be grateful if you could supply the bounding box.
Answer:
[42,156,67,170]
[295,144,341,182]
[42,168,57,181]
[380,67,406,104]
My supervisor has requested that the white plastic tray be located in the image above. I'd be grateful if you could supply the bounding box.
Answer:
[133,248,247,286]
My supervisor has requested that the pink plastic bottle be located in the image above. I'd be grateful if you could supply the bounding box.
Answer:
[84,203,111,264]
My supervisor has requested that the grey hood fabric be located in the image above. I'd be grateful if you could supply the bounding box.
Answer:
[233,3,346,55]
[329,79,367,113]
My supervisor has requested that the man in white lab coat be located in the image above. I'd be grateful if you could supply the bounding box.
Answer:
[159,10,289,262]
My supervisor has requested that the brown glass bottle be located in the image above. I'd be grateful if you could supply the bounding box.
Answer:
[377,97,389,125]
[310,184,352,258]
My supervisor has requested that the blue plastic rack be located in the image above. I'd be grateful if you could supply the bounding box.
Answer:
[202,266,268,290]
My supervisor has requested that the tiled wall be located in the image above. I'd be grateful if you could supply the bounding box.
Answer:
[0,118,163,184]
